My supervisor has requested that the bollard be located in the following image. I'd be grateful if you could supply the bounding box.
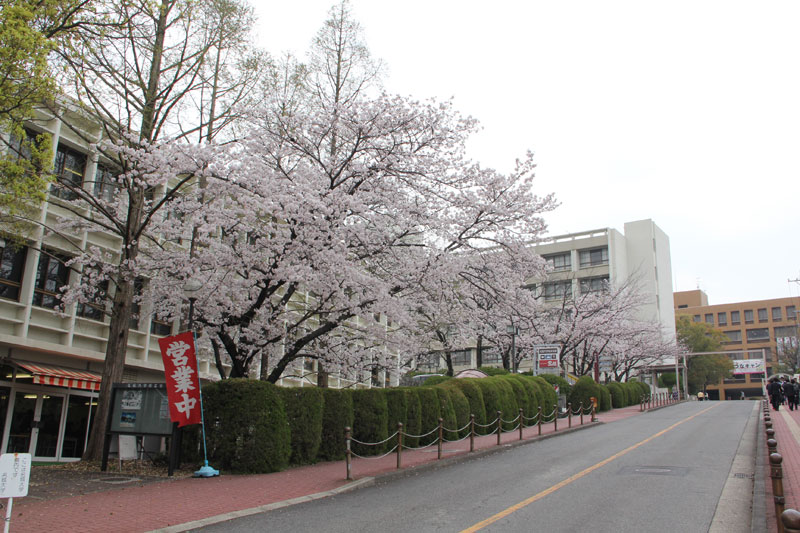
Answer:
[397,422,403,469]
[519,408,524,440]
[470,414,475,452]
[580,402,584,425]
[767,428,775,442]
[554,404,558,432]
[782,509,800,533]
[568,402,572,428]
[640,398,644,412]
[437,418,444,460]
[592,401,597,422]
[537,406,542,436]
[345,426,352,481]
[771,453,787,533]
[769,438,778,455]
[496,411,502,445]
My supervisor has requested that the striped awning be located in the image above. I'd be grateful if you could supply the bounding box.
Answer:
[17,362,102,391]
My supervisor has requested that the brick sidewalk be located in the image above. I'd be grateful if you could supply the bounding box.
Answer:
[764,403,800,532]
[9,404,651,533]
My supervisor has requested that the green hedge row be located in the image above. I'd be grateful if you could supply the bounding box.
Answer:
[196,375,645,474]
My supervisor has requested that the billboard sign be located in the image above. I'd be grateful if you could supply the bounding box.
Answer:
[732,359,765,375]
[535,345,561,374]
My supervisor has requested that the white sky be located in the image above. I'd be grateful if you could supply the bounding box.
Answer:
[253,1,800,305]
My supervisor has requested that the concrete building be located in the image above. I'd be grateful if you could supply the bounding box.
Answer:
[417,219,676,374]
[674,290,800,400]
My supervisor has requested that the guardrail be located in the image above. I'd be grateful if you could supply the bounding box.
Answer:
[640,392,681,411]
[344,402,596,480]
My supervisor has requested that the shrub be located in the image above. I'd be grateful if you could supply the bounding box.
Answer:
[424,375,452,386]
[478,366,510,376]
[473,379,503,434]
[539,374,572,398]
[531,376,558,413]
[385,388,408,438]
[351,389,389,455]
[634,380,651,398]
[621,381,642,405]
[415,387,441,445]
[489,377,519,430]
[279,386,324,465]
[433,387,458,440]
[505,375,540,418]
[567,376,601,416]
[501,376,530,420]
[203,379,290,474]
[606,382,625,408]
[448,379,487,430]
[439,382,471,437]
[598,384,612,412]
[402,388,423,447]
[318,388,354,461]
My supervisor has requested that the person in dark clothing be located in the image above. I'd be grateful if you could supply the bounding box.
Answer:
[784,378,797,410]
[768,378,783,411]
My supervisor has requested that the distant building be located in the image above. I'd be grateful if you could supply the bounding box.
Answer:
[673,290,800,400]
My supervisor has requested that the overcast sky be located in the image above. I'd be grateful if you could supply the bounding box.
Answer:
[253,1,800,305]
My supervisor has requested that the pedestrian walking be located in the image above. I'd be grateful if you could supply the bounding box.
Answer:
[768,377,783,411]
[784,378,796,410]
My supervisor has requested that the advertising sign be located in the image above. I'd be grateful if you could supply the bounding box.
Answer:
[535,345,561,374]
[158,332,202,427]
[732,359,765,375]
[0,453,30,498]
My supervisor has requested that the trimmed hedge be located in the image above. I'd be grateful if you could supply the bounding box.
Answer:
[424,375,452,386]
[501,377,530,421]
[415,387,441,445]
[531,376,558,412]
[540,374,572,398]
[403,388,423,447]
[203,379,291,474]
[279,387,324,465]
[478,366,510,376]
[598,384,612,412]
[439,382,471,437]
[318,388,353,461]
[606,382,625,408]
[433,387,458,438]
[351,389,389,455]
[567,376,601,415]
[385,388,409,437]
[448,379,487,430]
[505,375,540,418]
[490,377,519,430]
[473,379,504,433]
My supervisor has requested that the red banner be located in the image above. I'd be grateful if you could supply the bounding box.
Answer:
[158,332,202,427]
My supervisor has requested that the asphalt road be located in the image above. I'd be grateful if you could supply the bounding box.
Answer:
[198,401,757,533]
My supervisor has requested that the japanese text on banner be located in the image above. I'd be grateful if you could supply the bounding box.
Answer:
[158,331,202,427]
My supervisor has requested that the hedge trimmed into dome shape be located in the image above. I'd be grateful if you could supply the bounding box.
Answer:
[433,388,457,437]
[505,375,540,418]
[531,376,558,413]
[567,376,601,415]
[606,382,625,408]
[448,378,487,431]
[385,388,409,438]
[598,384,612,411]
[351,389,389,455]
[415,387,441,445]
[473,379,503,434]
[488,377,519,431]
[318,388,354,461]
[501,377,530,421]
[279,386,324,465]
[540,374,572,398]
[439,382,471,437]
[402,388,423,447]
[203,379,291,474]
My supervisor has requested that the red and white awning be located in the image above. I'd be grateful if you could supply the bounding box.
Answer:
[17,362,101,391]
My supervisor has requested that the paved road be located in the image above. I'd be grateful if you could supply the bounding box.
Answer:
[198,402,757,533]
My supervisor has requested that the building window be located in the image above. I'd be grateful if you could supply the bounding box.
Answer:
[693,315,701,323]
[93,164,118,203]
[51,144,86,201]
[788,306,797,320]
[482,349,502,364]
[746,328,770,343]
[775,326,798,356]
[704,313,713,325]
[544,280,572,300]
[150,316,173,336]
[451,350,471,365]
[772,307,783,321]
[678,304,688,309]
[579,276,608,294]
[731,310,740,325]
[758,308,768,323]
[76,279,108,321]
[744,310,754,324]
[33,250,70,309]
[724,330,742,343]
[717,312,727,326]
[0,242,27,301]
[578,247,608,268]
[544,252,571,272]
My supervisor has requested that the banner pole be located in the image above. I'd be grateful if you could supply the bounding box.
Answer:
[192,329,219,478]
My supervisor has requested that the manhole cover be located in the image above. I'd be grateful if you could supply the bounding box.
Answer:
[733,473,754,479]
[619,465,689,477]
[90,477,142,485]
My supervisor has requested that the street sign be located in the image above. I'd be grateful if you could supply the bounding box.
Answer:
[0,453,30,498]
[535,345,560,374]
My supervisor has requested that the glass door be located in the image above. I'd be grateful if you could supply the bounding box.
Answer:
[6,392,65,460]
[7,392,36,453]
[34,394,64,459]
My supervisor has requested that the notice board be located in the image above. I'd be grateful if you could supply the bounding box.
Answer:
[109,383,173,436]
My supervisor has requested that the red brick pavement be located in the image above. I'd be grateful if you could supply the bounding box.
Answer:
[764,402,800,532]
[9,403,654,533]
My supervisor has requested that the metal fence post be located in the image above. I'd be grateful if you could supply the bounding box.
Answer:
[345,426,352,481]
[397,422,403,470]
[470,414,475,452]
[568,402,572,428]
[537,406,542,436]
[437,418,444,460]
[772,453,787,533]
[519,408,524,440]
[580,402,584,425]
[592,401,597,422]
[553,404,558,432]
[496,411,502,445]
